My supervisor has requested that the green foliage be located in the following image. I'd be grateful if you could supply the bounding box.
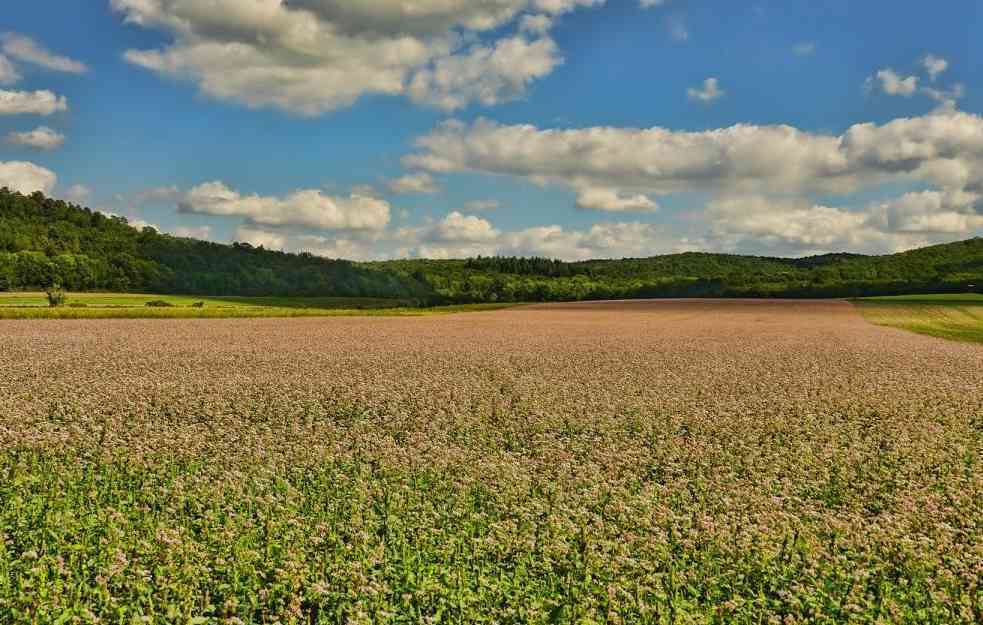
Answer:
[43,284,66,307]
[855,296,983,343]
[0,188,433,300]
[376,241,983,304]
[144,299,173,307]
[3,187,982,303]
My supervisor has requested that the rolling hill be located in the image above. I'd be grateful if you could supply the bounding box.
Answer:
[2,187,981,303]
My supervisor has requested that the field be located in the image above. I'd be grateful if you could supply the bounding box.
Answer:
[854,293,983,343]
[0,292,510,319]
[1,300,981,624]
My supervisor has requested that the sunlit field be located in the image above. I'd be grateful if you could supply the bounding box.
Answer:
[855,293,983,343]
[1,300,981,624]
[0,292,512,319]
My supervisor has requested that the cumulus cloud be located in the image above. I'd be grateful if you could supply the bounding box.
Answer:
[0,55,20,85]
[402,213,676,260]
[406,111,983,254]
[234,226,286,250]
[5,125,65,150]
[575,185,658,212]
[922,54,948,82]
[407,35,561,111]
[0,89,68,115]
[64,184,91,202]
[110,0,608,115]
[868,68,918,97]
[706,191,983,256]
[0,33,88,74]
[180,181,391,231]
[867,189,983,235]
[0,161,57,194]
[133,185,182,205]
[408,111,983,202]
[687,77,724,103]
[173,225,212,240]
[386,172,440,195]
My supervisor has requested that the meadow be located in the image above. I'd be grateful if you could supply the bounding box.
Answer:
[1,300,981,624]
[0,292,511,319]
[854,293,983,344]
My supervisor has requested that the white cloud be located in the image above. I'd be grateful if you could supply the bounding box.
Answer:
[407,35,561,111]
[0,161,57,194]
[180,181,391,231]
[463,199,501,212]
[428,211,500,242]
[922,54,948,82]
[64,184,91,202]
[0,89,68,115]
[575,185,658,212]
[234,226,286,250]
[129,218,161,231]
[5,125,65,150]
[640,0,668,7]
[706,191,982,256]
[407,111,983,203]
[792,42,816,56]
[867,189,983,235]
[0,33,88,74]
[405,214,674,260]
[110,0,603,115]
[869,68,918,97]
[687,77,724,103]
[0,55,20,85]
[283,0,601,36]
[406,112,983,254]
[133,185,182,205]
[386,172,440,195]
[519,14,553,35]
[922,83,964,112]
[173,225,212,240]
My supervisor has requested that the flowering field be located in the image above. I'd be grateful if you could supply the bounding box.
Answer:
[1,300,981,624]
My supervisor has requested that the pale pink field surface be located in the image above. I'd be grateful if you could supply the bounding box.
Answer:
[1,300,981,623]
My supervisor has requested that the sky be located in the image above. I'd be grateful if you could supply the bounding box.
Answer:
[1,0,982,261]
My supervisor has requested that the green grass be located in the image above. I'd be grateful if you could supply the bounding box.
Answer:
[0,292,517,319]
[853,293,983,343]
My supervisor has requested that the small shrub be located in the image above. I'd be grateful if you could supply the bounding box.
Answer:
[45,285,67,308]
[145,300,174,308]
[192,301,205,308]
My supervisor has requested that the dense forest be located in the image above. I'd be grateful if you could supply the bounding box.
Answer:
[377,240,983,303]
[0,188,430,300]
[2,187,981,303]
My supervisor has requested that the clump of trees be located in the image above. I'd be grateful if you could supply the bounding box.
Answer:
[44,284,66,307]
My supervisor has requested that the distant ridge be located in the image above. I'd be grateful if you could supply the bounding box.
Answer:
[2,187,981,302]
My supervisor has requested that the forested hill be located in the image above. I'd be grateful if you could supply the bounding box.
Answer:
[374,239,982,302]
[2,187,981,302]
[0,188,429,299]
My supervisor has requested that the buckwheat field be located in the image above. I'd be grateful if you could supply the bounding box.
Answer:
[1,300,981,625]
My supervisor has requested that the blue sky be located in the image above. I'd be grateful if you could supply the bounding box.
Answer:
[1,0,981,260]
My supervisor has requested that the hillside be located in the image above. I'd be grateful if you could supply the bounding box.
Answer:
[374,239,983,302]
[0,188,430,300]
[2,187,981,302]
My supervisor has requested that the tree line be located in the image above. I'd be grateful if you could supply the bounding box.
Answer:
[2,187,981,302]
